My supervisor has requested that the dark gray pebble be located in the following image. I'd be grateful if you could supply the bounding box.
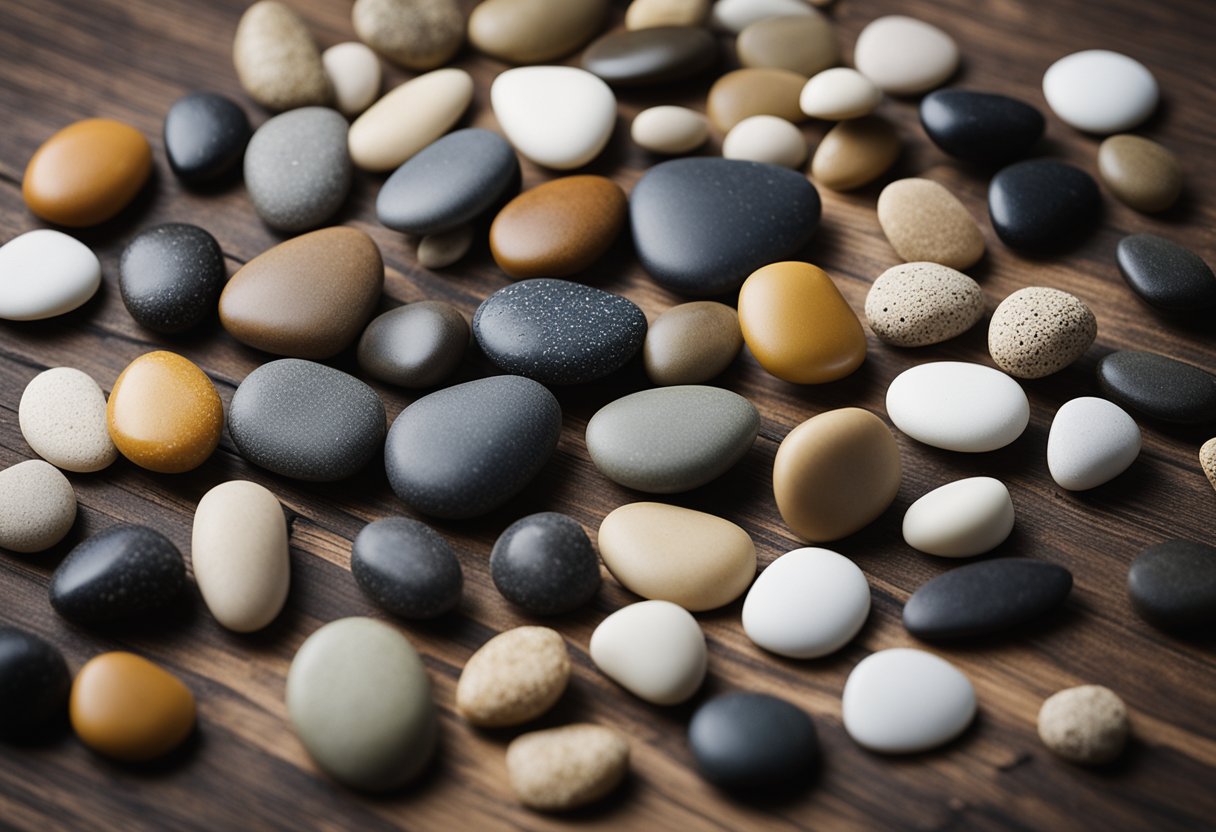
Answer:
[490,512,601,615]
[581,26,717,87]
[351,517,463,619]
[163,92,251,185]
[1116,233,1216,312]
[356,301,469,388]
[919,90,1044,165]
[688,692,819,796]
[119,223,226,333]
[1128,540,1216,633]
[50,525,186,625]
[0,625,71,739]
[1096,350,1216,425]
[987,159,1100,251]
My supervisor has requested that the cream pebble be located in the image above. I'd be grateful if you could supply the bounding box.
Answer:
[902,477,1015,558]
[348,68,473,172]
[625,0,708,29]
[800,68,882,121]
[865,262,984,348]
[19,368,117,473]
[722,115,807,168]
[0,460,77,553]
[589,600,707,705]
[321,42,381,117]
[456,627,570,727]
[631,105,709,155]
[1038,685,1129,765]
[853,15,959,96]
[877,178,985,269]
[989,287,1096,379]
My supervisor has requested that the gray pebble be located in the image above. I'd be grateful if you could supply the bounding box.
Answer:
[244,107,352,232]
[119,223,226,334]
[352,517,462,619]
[491,512,600,615]
[356,301,468,388]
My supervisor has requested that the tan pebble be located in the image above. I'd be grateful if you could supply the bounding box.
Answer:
[736,13,837,78]
[233,1,330,112]
[1201,438,1216,493]
[1038,685,1128,765]
[321,42,381,117]
[631,105,708,155]
[800,67,881,121]
[507,724,629,811]
[988,287,1096,379]
[0,460,77,553]
[456,627,569,727]
[348,68,474,172]
[865,262,984,348]
[810,115,900,191]
[352,0,463,71]
[877,178,985,269]
[418,225,474,269]
[707,68,806,133]
[19,367,117,473]
[722,115,807,168]
[1098,134,1183,213]
[644,301,742,385]
[469,0,608,64]
[625,0,708,29]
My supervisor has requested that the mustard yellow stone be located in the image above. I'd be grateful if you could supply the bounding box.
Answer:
[107,351,223,473]
[737,261,866,383]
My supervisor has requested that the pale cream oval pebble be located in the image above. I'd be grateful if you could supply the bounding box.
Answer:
[989,287,1096,379]
[722,115,807,169]
[853,15,959,96]
[321,42,382,117]
[456,627,570,727]
[506,724,629,811]
[631,106,709,155]
[417,225,474,269]
[348,67,473,172]
[0,460,76,553]
[19,367,117,473]
[877,178,985,269]
[233,1,331,112]
[1038,685,1129,765]
[865,262,984,348]
[589,600,707,704]
[625,0,708,29]
[800,68,881,121]
[1202,438,1216,493]
[902,477,1015,558]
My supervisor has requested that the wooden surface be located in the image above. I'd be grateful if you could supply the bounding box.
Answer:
[1,0,1214,829]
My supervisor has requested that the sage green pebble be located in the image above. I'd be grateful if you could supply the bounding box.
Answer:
[644,301,742,385]
[357,301,469,388]
[989,287,1096,379]
[865,262,984,347]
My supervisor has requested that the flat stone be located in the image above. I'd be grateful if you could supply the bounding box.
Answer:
[988,159,1100,251]
[707,68,805,132]
[854,15,958,95]
[1098,135,1182,213]
[643,301,742,385]
[348,68,473,172]
[1202,438,1216,493]
[589,600,706,704]
[800,68,881,121]
[244,107,352,232]
[0,230,100,321]
[1038,685,1129,765]
[864,262,984,348]
[904,558,1072,639]
[491,66,616,170]
[50,525,186,624]
[877,178,985,269]
[352,0,462,70]
[810,115,901,191]
[469,0,607,63]
[710,0,811,32]
[688,692,818,795]
[737,13,836,77]
[1096,351,1216,425]
[582,26,716,86]
[626,0,708,29]
[119,223,225,334]
[1116,233,1216,312]
[0,625,71,740]
[631,105,709,155]
[0,460,76,554]
[722,115,807,168]
[351,517,463,619]
[233,1,330,111]
[456,627,570,727]
[507,725,629,811]
[19,368,117,473]
[321,42,381,117]
[356,301,468,388]
[919,90,1044,165]
[163,92,251,185]
[418,226,475,269]
[1047,397,1141,491]
[1127,540,1216,633]
[1043,50,1157,135]
[989,287,1097,379]
[903,477,1015,558]
[490,512,600,616]
[886,361,1030,452]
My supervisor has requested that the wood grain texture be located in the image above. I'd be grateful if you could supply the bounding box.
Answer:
[1,0,1214,829]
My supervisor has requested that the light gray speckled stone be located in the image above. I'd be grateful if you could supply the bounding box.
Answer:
[244,107,352,232]
[357,301,468,388]
[0,460,76,553]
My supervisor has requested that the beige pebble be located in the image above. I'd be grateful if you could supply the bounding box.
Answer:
[348,68,473,172]
[353,0,463,71]
[456,627,570,727]
[810,115,900,191]
[0,460,76,553]
[1098,134,1183,214]
[865,262,984,348]
[800,67,881,121]
[736,13,837,78]
[989,287,1096,379]
[506,724,629,811]
[1038,685,1129,765]
[722,115,807,168]
[321,42,381,117]
[644,301,742,385]
[469,0,607,64]
[625,0,708,29]
[418,225,474,269]
[233,1,330,112]
[877,178,985,269]
[707,68,805,133]
[631,106,708,155]
[1201,438,1216,493]
[19,367,117,473]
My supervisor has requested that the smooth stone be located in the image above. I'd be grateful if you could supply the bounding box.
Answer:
[192,480,289,633]
[1116,233,1216,311]
[321,42,381,117]
[489,176,627,278]
[507,725,629,811]
[22,119,152,227]
[1096,351,1216,425]
[473,279,646,385]
[456,627,570,727]
[710,0,811,32]
[800,68,881,121]
[351,516,463,619]
[626,0,708,29]
[243,107,351,232]
[1043,50,1157,135]
[70,653,195,762]
[0,230,100,321]
[903,477,1015,558]
[737,261,866,383]
[356,301,468,388]
[688,692,818,795]
[631,105,708,155]
[119,223,225,334]
[919,90,1044,165]
[232,1,330,111]
[773,408,901,542]
[349,68,473,172]
[864,262,984,348]
[287,618,436,790]
[598,502,756,611]
[163,92,251,185]
[854,15,958,95]
[352,0,463,70]
[220,226,383,359]
[742,547,870,659]
[1097,135,1182,213]
[631,158,821,296]
[1047,397,1141,491]
[722,115,807,168]
[50,525,186,624]
[988,159,1100,251]
[229,359,386,482]
[1038,686,1129,765]
[707,68,805,132]
[107,351,223,474]
[585,385,759,493]
[886,361,1030,452]
[0,460,76,553]
[582,26,716,86]
[0,625,71,740]
[877,178,985,269]
[737,13,836,77]
[384,375,561,518]
[418,226,474,268]
[589,600,706,704]
[490,512,600,616]
[469,0,607,64]
[988,286,1097,379]
[643,301,742,385]
[810,115,900,191]
[1202,438,1216,493]
[19,368,117,473]
[491,66,616,170]
[1127,540,1216,633]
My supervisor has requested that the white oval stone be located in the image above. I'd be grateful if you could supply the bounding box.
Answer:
[886,361,1030,452]
[0,230,101,321]
[710,0,811,33]
[842,647,976,754]
[1042,50,1158,135]
[722,115,807,168]
[631,105,709,155]
[348,67,473,172]
[589,600,707,705]
[800,68,881,121]
[902,477,1015,558]
[322,42,381,117]
[0,459,76,553]
[491,66,617,170]
[742,548,870,659]
[853,15,959,96]
[1047,397,1141,491]
[18,367,116,473]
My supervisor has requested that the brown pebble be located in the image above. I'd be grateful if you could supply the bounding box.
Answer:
[644,301,742,385]
[352,0,464,71]
[1037,685,1129,765]
[418,225,474,269]
[507,724,629,811]
[456,627,570,727]
[877,178,985,269]
[625,0,708,29]
[1201,438,1216,493]
[468,0,607,64]
[810,115,900,191]
[736,13,837,78]
[865,262,984,347]
[1097,134,1183,213]
[988,286,1096,379]
[707,68,806,133]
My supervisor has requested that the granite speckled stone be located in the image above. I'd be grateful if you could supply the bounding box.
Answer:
[1127,540,1216,633]
[919,90,1044,165]
[163,93,251,185]
[865,262,984,348]
[50,525,186,625]
[490,512,601,615]
[581,26,716,86]
[689,692,818,796]
[456,626,570,727]
[119,224,225,334]
[507,724,629,811]
[988,159,1100,251]
[0,625,71,740]
[1038,685,1129,765]
[1116,234,1216,312]
[1096,351,1216,425]
[357,302,468,388]
[233,1,330,111]
[988,287,1096,379]
[352,517,463,619]
[19,368,117,473]
[243,107,352,232]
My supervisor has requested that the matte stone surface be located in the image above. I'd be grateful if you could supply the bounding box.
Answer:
[1096,350,1216,425]
[988,159,1100,251]
[919,90,1045,165]
[163,92,251,185]
[736,13,837,77]
[643,301,742,385]
[706,67,806,132]
[490,512,601,615]
[50,525,186,624]
[352,517,463,619]
[0,625,71,739]
[1098,134,1183,213]
[119,224,225,333]
[356,302,469,388]
[1116,234,1216,312]
[688,692,818,795]
[581,26,716,86]
[243,107,352,232]
[1127,540,1216,633]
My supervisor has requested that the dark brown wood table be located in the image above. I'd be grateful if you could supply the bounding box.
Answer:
[1,0,1214,829]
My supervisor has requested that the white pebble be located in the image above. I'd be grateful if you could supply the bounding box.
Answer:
[1047,397,1141,491]
[589,600,707,705]
[631,105,708,155]
[0,230,100,321]
[322,42,382,117]
[800,68,882,121]
[886,361,1030,453]
[902,477,1015,558]
[722,115,807,168]
[1042,50,1158,135]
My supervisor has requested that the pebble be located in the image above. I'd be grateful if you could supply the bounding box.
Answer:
[904,558,1072,639]
[688,692,818,795]
[0,625,71,740]
[582,26,716,87]
[456,627,570,727]
[348,68,473,172]
[50,525,186,624]
[507,725,629,811]
[163,92,251,185]
[877,178,985,269]
[1038,686,1129,765]
[1096,351,1216,425]
[1098,135,1182,213]
[736,13,837,78]
[842,648,976,754]
[988,287,1097,379]
[356,302,468,388]
[1042,50,1157,135]
[1047,397,1141,491]
[70,652,195,762]
[737,261,866,384]
[919,90,1044,166]
[598,502,756,611]
[491,66,616,169]
[589,600,707,704]
[626,0,708,29]
[0,460,76,553]
[490,512,600,616]
[192,481,289,633]
[119,223,225,334]
[23,118,152,227]
[219,226,383,359]
[384,375,561,518]
[286,618,436,790]
[631,105,708,155]
[473,280,646,385]
[903,477,1015,558]
[1127,540,1216,633]
[107,351,223,474]
[810,115,901,191]
[489,176,627,278]
[351,517,463,619]
[722,115,807,168]
[232,1,330,111]
[19,368,117,473]
[1116,234,1216,312]
[229,359,386,481]
[352,0,462,70]
[243,107,352,232]
[418,226,475,268]
[710,0,811,32]
[800,68,881,121]
[644,301,742,385]
[585,386,759,493]
[853,15,959,95]
[321,42,381,117]
[864,262,984,348]
[742,547,870,659]
[988,159,1100,251]
[1202,439,1216,492]
[469,0,607,63]
[707,68,805,132]
[773,408,902,542]
[0,230,100,321]
[631,158,821,295]
[886,361,1030,452]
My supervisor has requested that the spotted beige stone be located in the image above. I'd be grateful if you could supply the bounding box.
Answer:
[1098,134,1183,214]
[736,13,837,78]
[810,115,900,191]
[877,178,985,269]
[352,0,463,71]
[506,724,629,811]
[456,627,569,727]
[1038,685,1129,765]
[1201,438,1216,493]
[233,1,330,112]
[625,0,708,29]
[989,287,1096,379]
[865,262,984,348]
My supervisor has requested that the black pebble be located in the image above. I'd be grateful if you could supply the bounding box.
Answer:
[0,625,71,740]
[688,692,818,796]
[919,89,1045,165]
[119,223,226,333]
[163,92,251,186]
[1096,350,1216,425]
[490,512,601,616]
[581,26,717,87]
[987,159,1101,251]
[50,525,186,625]
[351,517,463,619]
[1128,540,1216,633]
[1116,233,1216,312]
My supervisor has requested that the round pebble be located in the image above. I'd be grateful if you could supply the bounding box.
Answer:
[1096,350,1216,425]
[232,1,330,112]
[0,460,76,553]
[321,42,381,117]
[507,725,629,811]
[736,13,837,78]
[853,15,959,95]
[1047,397,1141,491]
[877,178,985,269]
[417,226,475,269]
[1116,234,1216,312]
[810,115,901,191]
[643,301,742,385]
[1202,438,1216,493]
[631,105,708,155]
[1098,135,1182,213]
[1042,49,1157,135]
[722,115,807,168]
[589,600,707,704]
[490,512,600,616]
[902,477,1015,558]
[626,0,708,29]
[1038,686,1129,765]
[1127,540,1216,633]
[919,89,1044,166]
[688,692,818,795]
[469,0,607,64]
[351,517,463,619]
[352,0,462,70]
[707,67,805,132]
[988,159,1100,251]
[491,66,616,170]
[357,302,468,388]
[864,262,984,348]
[243,107,352,232]
[19,367,117,473]
[0,625,71,740]
[988,287,1097,379]
[800,68,881,121]
[163,92,251,185]
[0,230,101,321]
[886,361,1030,452]
[348,68,473,173]
[119,223,225,334]
[456,627,570,727]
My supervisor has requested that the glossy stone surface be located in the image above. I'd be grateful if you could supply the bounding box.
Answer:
[0,460,76,553]
[1098,135,1183,213]
[0,230,101,321]
[490,512,600,616]
[1116,234,1216,312]
[507,724,629,811]
[347,68,474,173]
[987,159,1100,251]
[689,693,818,795]
[864,262,984,348]
[736,13,837,77]
[810,115,901,191]
[1127,540,1216,633]
[707,68,805,132]
[456,627,570,727]
[581,26,716,86]
[589,600,706,704]
[232,1,330,111]
[468,0,607,64]
[643,301,742,385]
[50,525,186,624]
[876,178,985,269]
[919,90,1044,165]
[356,302,468,388]
[0,625,71,740]
[119,223,225,334]
[1096,351,1216,425]
[352,517,463,619]
[163,92,251,185]
[243,107,352,232]
[19,367,117,473]
[886,361,1029,453]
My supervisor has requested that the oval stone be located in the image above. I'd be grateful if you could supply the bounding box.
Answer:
[1038,685,1129,766]
[456,627,570,727]
[120,223,225,334]
[1042,50,1157,135]
[589,600,706,704]
[1096,351,1216,425]
[19,367,117,473]
[707,68,805,132]
[877,178,985,269]
[581,26,716,86]
[722,115,807,169]
[1097,134,1182,213]
[853,15,958,95]
[0,230,100,321]
[351,517,463,619]
[631,105,709,155]
[710,0,811,33]
[163,92,251,185]
[688,692,818,796]
[490,512,600,616]
[864,262,984,348]
[0,625,71,740]
[356,301,468,388]
[1116,234,1216,312]
[491,66,616,170]
[1128,540,1216,633]
[51,525,186,625]
[1047,397,1141,491]
[507,724,629,811]
[810,115,901,191]
[988,159,1100,251]
[469,0,607,63]
[352,0,463,70]
[737,13,836,77]
[643,301,742,385]
[348,68,474,173]
[989,287,1097,379]
[919,89,1044,165]
[800,67,882,121]
[0,460,76,554]
[904,559,1072,640]
[627,0,708,29]
[886,361,1029,452]
[321,42,381,117]
[243,107,351,232]
[902,477,1015,558]
[232,0,330,111]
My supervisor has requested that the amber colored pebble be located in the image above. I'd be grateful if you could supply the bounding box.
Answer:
[810,115,901,192]
[70,652,195,762]
[22,119,152,227]
[707,68,806,133]
[737,261,866,384]
[107,351,223,474]
[644,301,742,385]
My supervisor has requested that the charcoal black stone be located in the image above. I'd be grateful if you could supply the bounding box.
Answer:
[490,512,600,615]
[987,159,1100,251]
[581,26,717,86]
[0,625,70,740]
[1128,540,1216,633]
[919,90,1045,165]
[351,517,463,619]
[163,92,251,185]
[688,692,818,796]
[50,525,186,625]
[1096,350,1216,425]
[1116,233,1216,312]
[119,223,226,333]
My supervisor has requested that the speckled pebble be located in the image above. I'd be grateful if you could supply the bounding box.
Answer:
[1116,233,1216,312]
[490,512,600,616]
[19,368,117,473]
[233,1,330,112]
[1038,685,1129,765]
[0,460,76,553]
[643,301,742,385]
[119,223,225,334]
[417,225,474,269]
[1202,438,1216,493]
[456,627,570,727]
[989,287,1096,379]
[50,525,186,624]
[877,178,985,269]
[352,517,463,619]
[1098,134,1183,213]
[506,724,629,811]
[864,262,984,348]
[357,302,469,388]
[243,107,352,232]
[352,0,463,71]
[1097,351,1216,425]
